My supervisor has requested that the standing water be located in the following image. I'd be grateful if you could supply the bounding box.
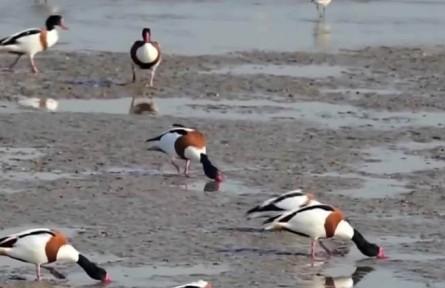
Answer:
[0,0,445,54]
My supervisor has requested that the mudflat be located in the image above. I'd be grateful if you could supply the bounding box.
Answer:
[0,45,445,287]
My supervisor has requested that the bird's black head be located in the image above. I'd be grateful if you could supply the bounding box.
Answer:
[77,254,110,283]
[142,28,151,42]
[46,15,68,30]
[352,229,386,259]
[200,154,223,182]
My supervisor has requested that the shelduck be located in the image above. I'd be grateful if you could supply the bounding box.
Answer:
[146,124,223,182]
[311,0,332,18]
[263,204,386,259]
[173,280,213,288]
[130,28,161,87]
[246,189,320,219]
[0,228,110,282]
[0,15,68,73]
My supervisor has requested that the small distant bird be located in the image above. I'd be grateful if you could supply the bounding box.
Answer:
[263,205,386,259]
[0,228,110,282]
[173,280,213,288]
[130,28,161,87]
[0,15,68,73]
[311,0,332,18]
[146,124,223,182]
[246,189,320,219]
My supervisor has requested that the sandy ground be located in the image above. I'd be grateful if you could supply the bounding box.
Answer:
[0,45,445,288]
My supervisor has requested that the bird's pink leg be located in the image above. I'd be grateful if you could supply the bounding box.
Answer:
[148,64,159,87]
[29,55,39,73]
[184,160,191,177]
[35,265,41,281]
[319,240,332,256]
[310,240,317,259]
[171,160,180,174]
[9,55,22,70]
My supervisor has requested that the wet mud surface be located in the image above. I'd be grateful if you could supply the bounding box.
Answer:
[0,46,445,287]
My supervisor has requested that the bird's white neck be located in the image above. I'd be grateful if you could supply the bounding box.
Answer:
[334,220,354,240]
[56,244,80,262]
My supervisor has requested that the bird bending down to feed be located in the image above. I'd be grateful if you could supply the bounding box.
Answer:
[0,15,68,73]
[146,124,223,182]
[246,189,320,219]
[311,0,332,18]
[130,28,161,87]
[173,280,213,288]
[0,228,110,282]
[263,204,386,260]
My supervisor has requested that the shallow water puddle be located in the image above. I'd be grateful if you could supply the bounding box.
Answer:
[305,264,445,288]
[0,147,79,185]
[357,145,445,175]
[318,172,409,199]
[53,97,445,129]
[66,263,229,288]
[204,64,345,78]
[179,178,259,194]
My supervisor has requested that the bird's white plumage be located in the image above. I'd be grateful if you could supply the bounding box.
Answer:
[56,244,79,262]
[184,146,206,162]
[0,228,80,265]
[248,189,321,219]
[136,43,159,63]
[313,0,331,7]
[0,228,53,264]
[0,29,58,56]
[265,206,355,241]
[173,280,210,288]
[265,207,331,240]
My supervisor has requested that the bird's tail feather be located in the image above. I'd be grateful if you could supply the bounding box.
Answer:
[0,247,11,256]
[264,221,285,231]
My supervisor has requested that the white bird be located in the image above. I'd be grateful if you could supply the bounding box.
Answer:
[146,124,223,182]
[173,280,213,288]
[263,204,386,260]
[311,0,332,18]
[0,228,110,282]
[0,15,68,73]
[246,189,321,219]
[130,27,162,87]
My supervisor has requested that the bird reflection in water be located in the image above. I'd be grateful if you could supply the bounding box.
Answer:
[179,180,221,193]
[203,180,221,192]
[313,19,331,52]
[128,84,158,115]
[314,266,374,288]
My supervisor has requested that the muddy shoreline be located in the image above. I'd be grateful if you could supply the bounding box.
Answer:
[0,45,445,287]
